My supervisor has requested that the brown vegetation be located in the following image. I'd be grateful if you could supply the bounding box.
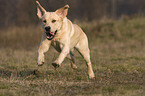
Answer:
[0,17,145,95]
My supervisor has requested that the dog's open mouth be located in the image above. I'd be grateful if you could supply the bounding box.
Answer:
[45,30,57,40]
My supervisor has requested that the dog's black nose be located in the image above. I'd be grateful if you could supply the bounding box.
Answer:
[45,26,51,32]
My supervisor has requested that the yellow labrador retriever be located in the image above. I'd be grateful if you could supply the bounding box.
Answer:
[36,1,95,78]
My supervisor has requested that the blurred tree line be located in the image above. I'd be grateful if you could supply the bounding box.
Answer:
[0,0,145,27]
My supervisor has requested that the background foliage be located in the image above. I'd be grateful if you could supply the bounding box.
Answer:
[0,0,145,27]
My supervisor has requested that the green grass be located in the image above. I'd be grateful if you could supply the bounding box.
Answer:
[0,17,145,95]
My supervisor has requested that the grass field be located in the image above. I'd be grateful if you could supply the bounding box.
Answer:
[0,17,145,96]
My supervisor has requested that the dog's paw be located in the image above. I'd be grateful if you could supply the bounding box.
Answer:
[71,64,77,69]
[88,73,95,79]
[52,62,60,68]
[37,62,44,66]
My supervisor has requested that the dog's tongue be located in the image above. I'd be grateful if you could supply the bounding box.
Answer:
[45,30,57,40]
[46,32,55,39]
[50,33,55,36]
[47,36,53,39]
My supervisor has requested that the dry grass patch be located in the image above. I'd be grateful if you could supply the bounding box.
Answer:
[0,17,145,95]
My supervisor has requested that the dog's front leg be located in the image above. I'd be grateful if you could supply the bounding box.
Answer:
[52,45,69,68]
[37,39,51,66]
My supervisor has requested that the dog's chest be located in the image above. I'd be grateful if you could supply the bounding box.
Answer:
[51,40,64,52]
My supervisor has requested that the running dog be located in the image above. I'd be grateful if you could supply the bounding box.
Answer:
[36,1,95,78]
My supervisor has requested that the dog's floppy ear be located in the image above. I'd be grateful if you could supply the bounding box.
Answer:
[36,1,46,19]
[56,5,70,19]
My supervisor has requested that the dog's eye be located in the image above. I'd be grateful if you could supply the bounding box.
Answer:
[43,20,46,23]
[52,20,56,23]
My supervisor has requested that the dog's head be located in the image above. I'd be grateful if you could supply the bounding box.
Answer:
[36,1,69,40]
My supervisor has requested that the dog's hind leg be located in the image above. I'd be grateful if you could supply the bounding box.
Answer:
[75,35,95,78]
[70,51,77,69]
